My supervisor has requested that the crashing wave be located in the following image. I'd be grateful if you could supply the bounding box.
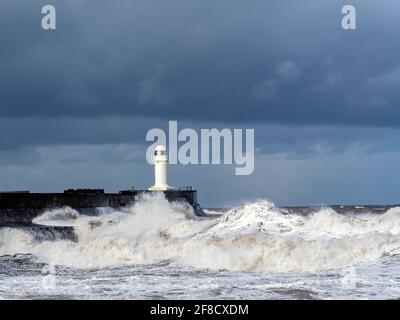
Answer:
[1,193,400,272]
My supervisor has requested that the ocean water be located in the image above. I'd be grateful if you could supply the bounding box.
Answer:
[1,194,400,300]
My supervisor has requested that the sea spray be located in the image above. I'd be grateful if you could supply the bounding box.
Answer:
[1,194,400,272]
[33,207,80,227]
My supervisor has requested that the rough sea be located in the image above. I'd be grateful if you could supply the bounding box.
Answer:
[1,194,400,300]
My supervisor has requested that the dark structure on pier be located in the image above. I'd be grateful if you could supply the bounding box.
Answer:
[0,188,204,227]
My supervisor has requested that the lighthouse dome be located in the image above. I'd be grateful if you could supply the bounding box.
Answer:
[154,145,166,156]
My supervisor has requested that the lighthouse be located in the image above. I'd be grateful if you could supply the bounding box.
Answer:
[149,145,173,191]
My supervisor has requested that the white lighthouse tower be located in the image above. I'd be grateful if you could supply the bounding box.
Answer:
[149,145,173,191]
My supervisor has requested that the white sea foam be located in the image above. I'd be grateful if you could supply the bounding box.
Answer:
[32,207,80,226]
[1,194,400,273]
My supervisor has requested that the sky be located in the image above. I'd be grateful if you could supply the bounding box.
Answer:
[1,0,400,207]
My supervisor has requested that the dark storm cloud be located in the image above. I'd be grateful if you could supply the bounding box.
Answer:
[1,0,400,126]
[1,116,400,162]
[4,0,400,206]
[0,116,160,150]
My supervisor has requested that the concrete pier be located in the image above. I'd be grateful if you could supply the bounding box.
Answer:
[0,188,205,227]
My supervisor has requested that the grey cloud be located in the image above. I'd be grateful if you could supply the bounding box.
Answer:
[251,60,300,99]
[0,0,399,126]
[275,61,300,81]
[137,79,171,106]
[2,115,400,160]
[251,79,279,100]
